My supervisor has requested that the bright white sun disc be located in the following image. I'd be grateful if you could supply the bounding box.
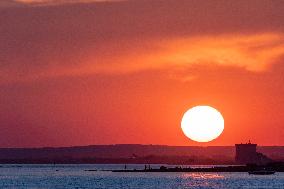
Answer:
[181,106,224,142]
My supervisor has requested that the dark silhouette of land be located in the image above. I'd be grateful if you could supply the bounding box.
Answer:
[0,144,283,164]
[110,143,284,173]
[113,162,284,173]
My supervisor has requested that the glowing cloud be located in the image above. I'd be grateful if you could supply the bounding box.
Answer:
[3,33,284,84]
[77,33,284,76]
[162,33,284,72]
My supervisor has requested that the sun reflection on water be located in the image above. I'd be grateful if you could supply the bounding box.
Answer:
[181,173,224,188]
[182,173,225,179]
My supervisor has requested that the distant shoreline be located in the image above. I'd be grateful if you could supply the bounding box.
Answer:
[0,144,283,164]
[112,163,284,173]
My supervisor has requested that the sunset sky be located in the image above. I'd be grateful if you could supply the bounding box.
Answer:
[0,0,284,147]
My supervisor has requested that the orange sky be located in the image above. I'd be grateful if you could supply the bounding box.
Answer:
[0,0,284,147]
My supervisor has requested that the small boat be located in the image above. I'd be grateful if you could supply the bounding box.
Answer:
[248,170,275,175]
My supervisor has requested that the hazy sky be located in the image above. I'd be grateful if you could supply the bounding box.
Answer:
[0,0,284,147]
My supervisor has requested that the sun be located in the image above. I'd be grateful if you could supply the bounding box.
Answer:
[181,106,224,142]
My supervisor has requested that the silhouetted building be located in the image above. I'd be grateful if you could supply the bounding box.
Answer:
[235,142,273,165]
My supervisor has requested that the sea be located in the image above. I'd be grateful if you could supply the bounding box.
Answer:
[0,164,283,189]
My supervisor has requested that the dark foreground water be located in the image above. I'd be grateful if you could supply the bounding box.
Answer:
[0,164,283,189]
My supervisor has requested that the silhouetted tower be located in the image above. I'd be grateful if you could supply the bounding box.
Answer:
[235,141,257,164]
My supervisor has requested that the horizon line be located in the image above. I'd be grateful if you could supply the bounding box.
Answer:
[1,144,284,149]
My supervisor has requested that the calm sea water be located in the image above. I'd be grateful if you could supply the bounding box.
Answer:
[0,164,283,189]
